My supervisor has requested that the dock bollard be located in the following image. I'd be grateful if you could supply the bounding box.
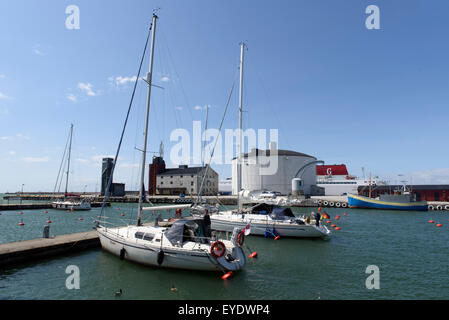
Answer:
[43,225,50,238]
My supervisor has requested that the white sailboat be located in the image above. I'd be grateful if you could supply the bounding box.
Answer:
[207,43,330,239]
[52,124,91,211]
[95,14,246,273]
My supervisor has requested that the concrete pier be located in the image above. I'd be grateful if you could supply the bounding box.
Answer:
[0,202,110,211]
[0,231,100,267]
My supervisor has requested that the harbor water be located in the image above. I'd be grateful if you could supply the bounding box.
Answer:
[0,201,448,300]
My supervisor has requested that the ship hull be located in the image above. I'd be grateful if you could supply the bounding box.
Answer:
[347,194,428,211]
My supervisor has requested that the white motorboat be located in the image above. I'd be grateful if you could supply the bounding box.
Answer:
[95,14,246,274]
[51,124,91,211]
[51,198,91,211]
[210,203,330,238]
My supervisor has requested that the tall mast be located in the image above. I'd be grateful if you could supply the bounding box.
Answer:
[137,14,158,226]
[65,123,74,196]
[237,42,245,211]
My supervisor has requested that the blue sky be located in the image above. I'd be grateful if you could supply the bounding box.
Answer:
[1,0,449,192]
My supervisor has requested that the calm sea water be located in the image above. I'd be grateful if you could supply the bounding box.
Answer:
[0,198,448,300]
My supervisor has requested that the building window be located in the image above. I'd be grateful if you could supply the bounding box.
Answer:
[161,182,163,185]
[191,175,194,178]
[170,181,173,185]
[170,176,173,178]
[180,175,183,178]
[191,182,194,186]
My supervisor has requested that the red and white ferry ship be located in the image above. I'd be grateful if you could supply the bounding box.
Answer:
[316,164,384,196]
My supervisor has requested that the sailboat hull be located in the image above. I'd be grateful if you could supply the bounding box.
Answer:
[97,227,245,272]
[210,216,330,238]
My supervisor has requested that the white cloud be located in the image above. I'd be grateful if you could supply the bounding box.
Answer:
[22,156,49,162]
[66,93,77,102]
[194,104,211,111]
[0,92,11,99]
[160,76,170,82]
[118,162,139,168]
[110,76,137,86]
[75,158,89,164]
[175,106,183,111]
[411,168,449,184]
[0,134,30,141]
[77,82,98,96]
[0,74,5,79]
[16,133,30,140]
[8,150,16,155]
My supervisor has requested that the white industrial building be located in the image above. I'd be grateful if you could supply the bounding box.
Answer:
[231,149,323,196]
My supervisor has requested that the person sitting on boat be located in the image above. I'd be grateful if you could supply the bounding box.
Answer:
[203,209,212,239]
[314,212,321,227]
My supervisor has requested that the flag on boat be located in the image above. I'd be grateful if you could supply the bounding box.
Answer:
[243,221,251,236]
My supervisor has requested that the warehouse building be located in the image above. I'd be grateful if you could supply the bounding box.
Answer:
[231,148,323,196]
[148,156,218,196]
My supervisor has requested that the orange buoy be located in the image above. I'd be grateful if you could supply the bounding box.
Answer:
[44,211,48,213]
[18,211,23,215]
[318,207,322,213]
[249,252,258,258]
[78,218,83,221]
[221,271,233,280]
[18,222,25,226]
[343,213,348,216]
[335,216,340,220]
[66,210,71,213]
[429,220,435,223]
[326,220,331,224]
[274,235,280,240]
[46,220,52,223]
[331,224,336,228]
[121,213,125,217]
[335,227,341,230]
[436,224,442,227]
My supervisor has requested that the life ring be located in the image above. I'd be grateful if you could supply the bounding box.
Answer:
[428,205,434,210]
[323,201,329,206]
[237,231,245,247]
[329,202,335,207]
[445,205,449,211]
[436,205,443,211]
[210,241,226,258]
[341,202,348,208]
[335,202,341,208]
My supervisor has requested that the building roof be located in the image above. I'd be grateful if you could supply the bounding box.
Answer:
[233,149,315,160]
[158,165,216,176]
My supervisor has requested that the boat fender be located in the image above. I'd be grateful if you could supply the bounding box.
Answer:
[237,231,245,247]
[210,241,226,258]
[120,248,126,260]
[445,205,449,211]
[436,205,443,211]
[157,250,165,265]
